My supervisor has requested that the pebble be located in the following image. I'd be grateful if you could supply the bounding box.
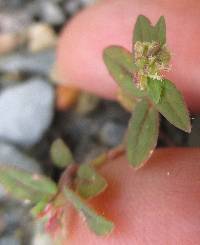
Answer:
[0,236,20,245]
[0,11,32,33]
[0,200,32,245]
[64,0,81,15]
[28,23,57,52]
[64,0,96,15]
[99,121,126,147]
[0,78,55,147]
[80,0,97,5]
[0,49,55,76]
[0,32,25,55]
[0,0,30,10]
[38,1,65,25]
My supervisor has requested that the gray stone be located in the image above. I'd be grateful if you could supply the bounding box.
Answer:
[64,0,81,15]
[64,0,96,15]
[0,49,55,76]
[99,121,126,147]
[0,0,31,9]
[0,11,32,33]
[80,0,96,5]
[38,1,65,25]
[0,199,33,245]
[0,236,20,245]
[0,78,55,147]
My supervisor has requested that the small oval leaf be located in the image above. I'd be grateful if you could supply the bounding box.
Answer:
[103,45,144,97]
[127,99,159,168]
[76,165,107,199]
[155,79,191,132]
[133,15,154,44]
[0,165,57,203]
[64,187,114,236]
[50,139,74,168]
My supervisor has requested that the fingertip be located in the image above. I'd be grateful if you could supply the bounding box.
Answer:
[57,0,200,112]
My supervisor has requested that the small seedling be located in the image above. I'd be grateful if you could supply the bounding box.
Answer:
[0,15,191,240]
[0,139,115,238]
[103,15,191,168]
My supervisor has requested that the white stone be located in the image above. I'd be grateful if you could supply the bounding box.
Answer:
[0,78,54,147]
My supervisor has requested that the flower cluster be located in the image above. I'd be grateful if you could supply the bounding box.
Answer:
[134,41,171,89]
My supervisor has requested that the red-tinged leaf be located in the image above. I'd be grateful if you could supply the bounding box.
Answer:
[64,187,114,236]
[0,165,57,203]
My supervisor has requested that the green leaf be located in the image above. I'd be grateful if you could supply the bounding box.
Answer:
[127,99,159,168]
[103,45,144,97]
[147,77,163,104]
[50,139,74,168]
[0,165,57,203]
[76,165,107,199]
[31,198,49,217]
[64,187,114,236]
[154,16,166,45]
[154,79,191,132]
[133,15,166,45]
[133,15,154,43]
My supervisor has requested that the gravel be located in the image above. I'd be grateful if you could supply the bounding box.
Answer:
[0,49,55,76]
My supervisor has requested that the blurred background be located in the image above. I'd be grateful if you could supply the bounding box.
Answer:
[0,0,199,244]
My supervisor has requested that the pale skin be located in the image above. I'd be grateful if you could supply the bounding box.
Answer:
[57,0,200,113]
[65,149,200,245]
[56,0,200,244]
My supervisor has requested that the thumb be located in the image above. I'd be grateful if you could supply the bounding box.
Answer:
[64,148,200,245]
[57,0,200,113]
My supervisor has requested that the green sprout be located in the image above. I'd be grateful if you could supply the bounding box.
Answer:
[103,15,191,168]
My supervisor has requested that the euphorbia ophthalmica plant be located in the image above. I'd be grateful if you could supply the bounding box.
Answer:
[0,14,193,244]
